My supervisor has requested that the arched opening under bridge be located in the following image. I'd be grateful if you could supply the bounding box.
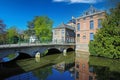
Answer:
[46,48,61,55]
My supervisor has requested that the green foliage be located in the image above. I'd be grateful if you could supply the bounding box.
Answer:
[0,33,7,44]
[89,3,120,59]
[33,16,53,42]
[27,21,35,36]
[7,26,19,44]
[7,53,17,59]
[89,56,120,72]
[0,20,6,44]
[41,50,48,57]
[0,20,6,32]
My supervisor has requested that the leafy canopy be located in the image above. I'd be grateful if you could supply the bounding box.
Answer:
[89,3,120,59]
[7,26,19,44]
[33,16,53,42]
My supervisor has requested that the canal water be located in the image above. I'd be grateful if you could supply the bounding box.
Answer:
[0,51,120,80]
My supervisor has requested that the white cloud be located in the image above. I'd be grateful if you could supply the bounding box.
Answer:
[53,0,103,3]
[53,0,65,2]
[53,0,69,2]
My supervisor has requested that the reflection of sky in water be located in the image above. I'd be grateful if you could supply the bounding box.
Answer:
[46,68,74,80]
[1,53,19,62]
[5,68,74,80]
[5,72,38,80]
[2,57,10,62]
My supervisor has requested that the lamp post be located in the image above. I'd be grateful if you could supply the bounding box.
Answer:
[18,34,20,46]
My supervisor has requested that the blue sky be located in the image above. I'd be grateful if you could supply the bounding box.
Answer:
[0,0,119,30]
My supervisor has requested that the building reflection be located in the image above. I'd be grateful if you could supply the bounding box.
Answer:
[75,51,96,80]
[53,61,74,70]
[35,57,40,62]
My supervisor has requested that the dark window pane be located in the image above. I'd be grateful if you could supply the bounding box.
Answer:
[77,23,80,31]
[98,19,102,28]
[90,33,94,40]
[90,20,94,29]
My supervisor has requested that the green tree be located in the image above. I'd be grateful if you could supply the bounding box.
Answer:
[23,21,35,43]
[7,26,19,44]
[89,3,120,59]
[0,20,6,44]
[23,30,30,42]
[27,21,35,36]
[33,16,53,42]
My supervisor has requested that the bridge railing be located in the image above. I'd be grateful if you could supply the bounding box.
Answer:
[0,42,75,48]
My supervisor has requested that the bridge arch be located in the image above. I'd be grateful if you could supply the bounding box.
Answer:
[14,52,32,60]
[67,48,74,52]
[46,48,61,55]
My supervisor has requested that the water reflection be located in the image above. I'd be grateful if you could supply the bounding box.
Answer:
[75,51,120,80]
[2,52,75,80]
[0,53,19,62]
[0,51,120,80]
[35,57,40,62]
[75,52,91,80]
[89,56,120,80]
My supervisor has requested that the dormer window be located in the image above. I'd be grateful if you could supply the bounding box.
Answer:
[83,5,100,16]
[93,9,96,13]
[86,12,88,15]
[83,17,86,20]
[90,16,93,19]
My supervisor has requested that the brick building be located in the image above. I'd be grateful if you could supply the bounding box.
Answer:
[75,5,106,52]
[75,52,96,80]
[52,23,75,43]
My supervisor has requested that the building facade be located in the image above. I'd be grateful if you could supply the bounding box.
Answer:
[52,23,75,43]
[75,52,96,80]
[75,5,106,52]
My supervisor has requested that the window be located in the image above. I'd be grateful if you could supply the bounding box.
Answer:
[77,34,80,37]
[54,30,57,35]
[77,23,80,31]
[77,19,80,22]
[83,35,86,39]
[83,17,86,20]
[77,34,80,42]
[61,29,64,34]
[98,19,102,28]
[76,64,79,68]
[62,36,64,42]
[93,9,96,13]
[90,20,94,29]
[76,71,79,79]
[89,76,93,80]
[90,33,94,40]
[86,12,88,15]
[66,32,69,36]
[90,16,93,19]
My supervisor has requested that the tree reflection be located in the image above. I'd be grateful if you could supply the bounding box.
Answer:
[75,51,120,80]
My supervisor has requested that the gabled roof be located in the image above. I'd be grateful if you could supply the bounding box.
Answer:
[77,5,105,19]
[67,19,76,24]
[53,22,75,30]
[83,5,100,15]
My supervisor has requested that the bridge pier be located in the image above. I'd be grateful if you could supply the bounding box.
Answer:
[35,52,41,58]
[63,49,67,56]
[35,52,41,62]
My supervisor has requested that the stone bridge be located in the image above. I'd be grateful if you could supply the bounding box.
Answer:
[0,43,75,59]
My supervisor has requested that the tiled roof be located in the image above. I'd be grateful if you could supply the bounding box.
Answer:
[77,5,105,19]
[68,19,76,24]
[83,5,102,16]
[53,22,75,30]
